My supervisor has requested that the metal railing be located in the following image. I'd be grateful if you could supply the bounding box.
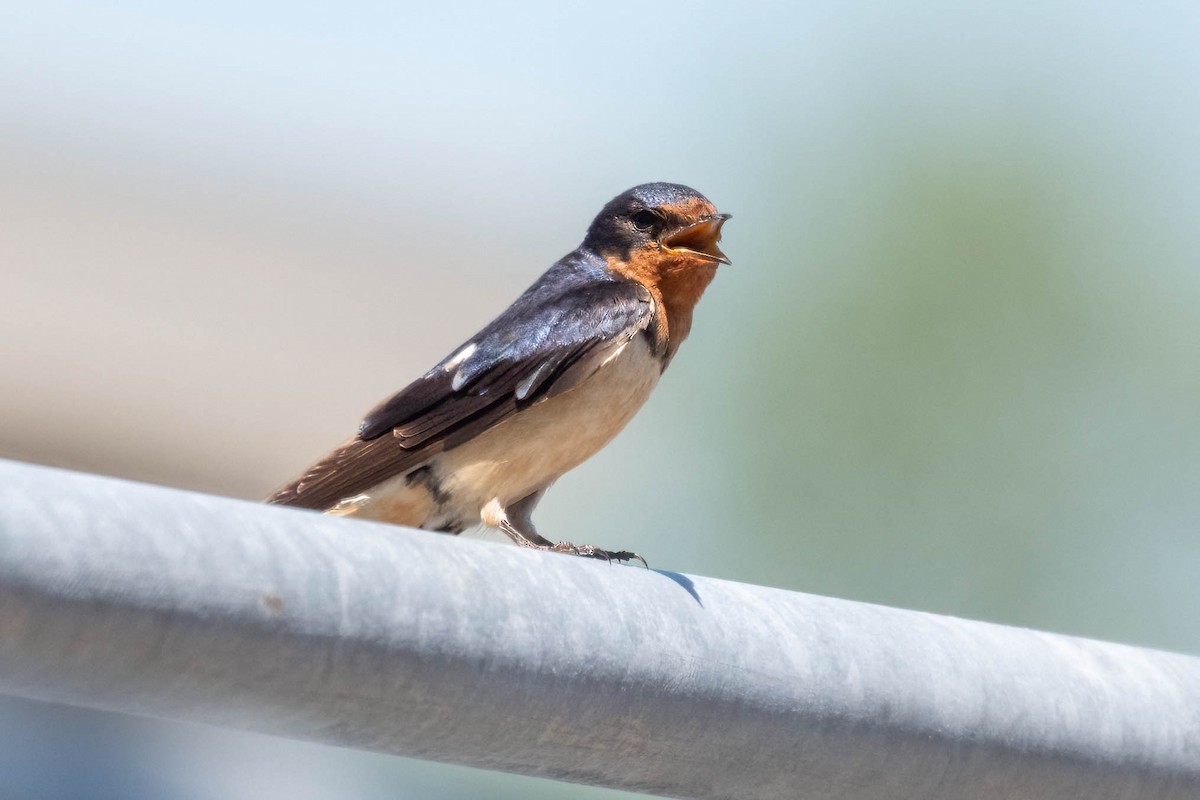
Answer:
[0,458,1197,799]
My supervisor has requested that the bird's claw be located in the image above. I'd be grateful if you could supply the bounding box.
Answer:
[557,542,648,568]
[505,527,647,567]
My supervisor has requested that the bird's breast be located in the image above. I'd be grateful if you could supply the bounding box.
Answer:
[434,333,663,514]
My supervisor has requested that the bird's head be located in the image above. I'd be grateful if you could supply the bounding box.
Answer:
[582,182,731,358]
[582,182,731,272]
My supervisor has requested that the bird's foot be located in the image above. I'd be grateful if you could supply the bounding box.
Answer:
[548,540,648,567]
[498,519,646,566]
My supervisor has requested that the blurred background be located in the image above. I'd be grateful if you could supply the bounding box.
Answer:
[2,2,1199,798]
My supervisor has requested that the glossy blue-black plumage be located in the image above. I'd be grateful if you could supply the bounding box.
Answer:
[357,248,655,442]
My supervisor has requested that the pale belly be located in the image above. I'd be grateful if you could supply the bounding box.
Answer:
[340,334,662,530]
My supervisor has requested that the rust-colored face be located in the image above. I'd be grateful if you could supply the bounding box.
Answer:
[609,195,731,285]
[620,193,732,277]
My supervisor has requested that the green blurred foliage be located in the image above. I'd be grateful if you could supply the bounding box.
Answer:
[719,127,1200,649]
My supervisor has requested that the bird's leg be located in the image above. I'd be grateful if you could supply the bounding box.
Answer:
[494,494,554,551]
[488,493,646,567]
[489,492,555,549]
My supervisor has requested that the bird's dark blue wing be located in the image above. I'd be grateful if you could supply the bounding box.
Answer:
[359,274,656,442]
[267,258,656,510]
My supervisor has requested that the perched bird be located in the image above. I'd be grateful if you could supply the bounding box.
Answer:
[267,182,730,562]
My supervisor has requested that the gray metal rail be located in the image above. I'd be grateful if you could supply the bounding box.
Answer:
[0,458,1196,799]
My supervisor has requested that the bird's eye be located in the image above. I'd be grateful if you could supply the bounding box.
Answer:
[630,209,661,232]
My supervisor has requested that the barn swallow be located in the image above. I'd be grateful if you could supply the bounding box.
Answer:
[267,182,730,563]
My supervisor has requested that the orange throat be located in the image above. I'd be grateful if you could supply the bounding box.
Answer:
[612,247,719,361]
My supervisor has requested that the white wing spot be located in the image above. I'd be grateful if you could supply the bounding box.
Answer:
[515,361,552,400]
[442,343,477,371]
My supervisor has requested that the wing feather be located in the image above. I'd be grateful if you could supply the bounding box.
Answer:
[267,267,656,512]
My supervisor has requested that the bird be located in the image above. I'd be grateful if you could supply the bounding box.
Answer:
[267,182,730,563]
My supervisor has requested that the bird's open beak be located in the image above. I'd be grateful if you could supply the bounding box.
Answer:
[661,213,732,265]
